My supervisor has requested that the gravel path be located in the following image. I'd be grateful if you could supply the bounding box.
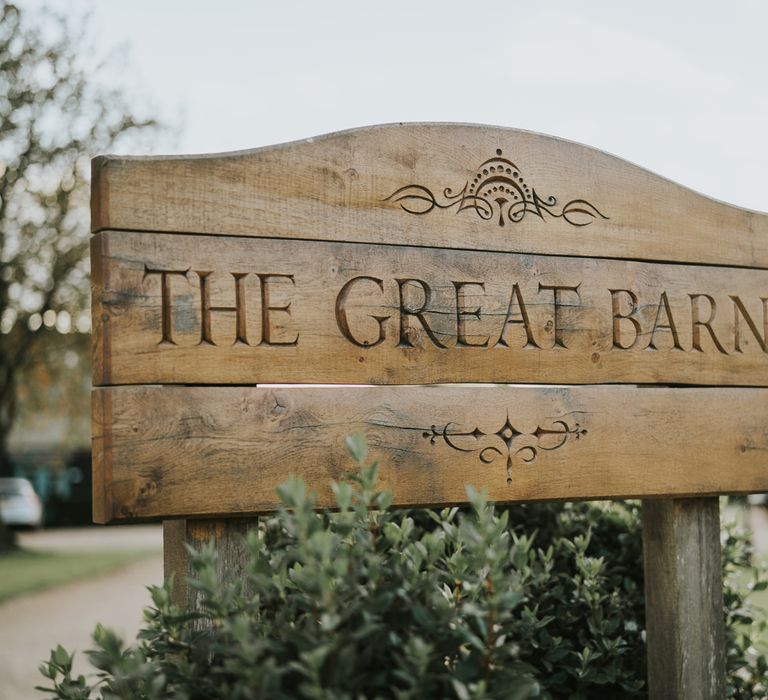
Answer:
[0,527,162,700]
[17,524,163,553]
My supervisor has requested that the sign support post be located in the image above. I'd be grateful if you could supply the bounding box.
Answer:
[642,497,726,698]
[163,518,259,612]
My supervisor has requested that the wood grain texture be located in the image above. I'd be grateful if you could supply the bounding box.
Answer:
[92,230,768,387]
[642,498,726,699]
[92,385,768,522]
[91,387,112,524]
[90,124,768,269]
[163,518,259,613]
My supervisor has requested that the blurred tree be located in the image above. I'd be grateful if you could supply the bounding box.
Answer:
[0,2,158,546]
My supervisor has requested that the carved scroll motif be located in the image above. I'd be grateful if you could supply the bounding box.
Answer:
[422,414,587,484]
[385,149,608,228]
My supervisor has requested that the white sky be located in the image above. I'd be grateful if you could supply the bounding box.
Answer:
[26,0,768,212]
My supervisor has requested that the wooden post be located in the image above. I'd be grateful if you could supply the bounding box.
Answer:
[642,497,725,699]
[163,518,259,611]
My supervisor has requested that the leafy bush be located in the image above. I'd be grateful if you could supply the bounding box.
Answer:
[38,439,767,699]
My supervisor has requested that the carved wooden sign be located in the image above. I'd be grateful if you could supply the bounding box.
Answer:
[91,124,768,523]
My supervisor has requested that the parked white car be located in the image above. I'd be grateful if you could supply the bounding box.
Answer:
[0,477,43,529]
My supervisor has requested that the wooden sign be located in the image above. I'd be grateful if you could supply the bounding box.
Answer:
[91,124,768,523]
[92,124,768,697]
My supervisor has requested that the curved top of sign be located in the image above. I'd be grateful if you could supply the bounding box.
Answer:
[91,122,768,269]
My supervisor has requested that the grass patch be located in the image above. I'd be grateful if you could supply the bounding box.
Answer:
[0,548,153,602]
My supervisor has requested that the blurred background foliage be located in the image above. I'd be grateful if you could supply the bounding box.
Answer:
[0,1,159,542]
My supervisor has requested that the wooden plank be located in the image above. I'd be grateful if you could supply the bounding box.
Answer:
[90,124,768,269]
[163,518,259,613]
[92,384,768,522]
[92,230,768,387]
[642,498,726,699]
[91,387,112,524]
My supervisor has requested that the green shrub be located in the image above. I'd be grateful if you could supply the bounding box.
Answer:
[38,439,767,699]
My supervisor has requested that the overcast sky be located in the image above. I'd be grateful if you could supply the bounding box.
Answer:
[27,0,768,212]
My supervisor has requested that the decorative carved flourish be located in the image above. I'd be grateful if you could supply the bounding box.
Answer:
[422,414,587,485]
[385,149,608,228]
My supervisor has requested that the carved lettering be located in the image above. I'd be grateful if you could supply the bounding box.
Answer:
[335,276,390,348]
[257,273,298,347]
[538,283,581,349]
[144,264,768,363]
[143,266,190,345]
[609,289,642,350]
[453,281,489,348]
[396,278,446,349]
[495,283,540,349]
[731,296,767,353]
[690,294,727,354]
[648,291,683,351]
[196,271,249,346]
